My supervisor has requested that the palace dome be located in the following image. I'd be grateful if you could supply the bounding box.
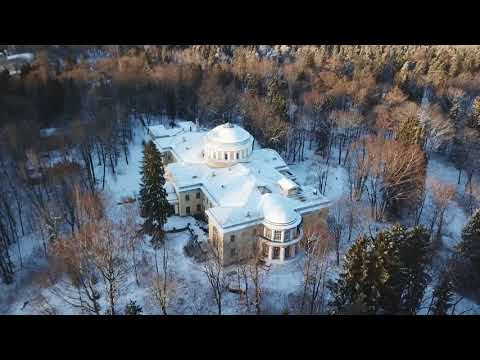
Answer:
[206,123,253,146]
[204,123,254,167]
[261,194,302,230]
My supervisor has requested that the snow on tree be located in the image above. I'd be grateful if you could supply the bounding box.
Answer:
[139,140,171,245]
[328,224,432,314]
[429,269,454,315]
[457,208,480,286]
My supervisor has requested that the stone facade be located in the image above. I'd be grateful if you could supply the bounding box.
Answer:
[204,207,329,266]
[178,189,205,216]
[208,221,260,266]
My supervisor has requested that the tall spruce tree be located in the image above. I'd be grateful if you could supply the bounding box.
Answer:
[369,229,401,314]
[391,225,432,314]
[430,270,454,315]
[266,77,288,120]
[328,236,370,313]
[457,209,480,284]
[139,140,171,244]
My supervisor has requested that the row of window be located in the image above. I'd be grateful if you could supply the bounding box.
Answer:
[212,227,256,241]
[185,192,201,202]
[207,148,249,161]
[263,227,300,242]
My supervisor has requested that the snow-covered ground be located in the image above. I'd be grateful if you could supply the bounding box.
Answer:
[425,155,470,251]
[6,53,34,61]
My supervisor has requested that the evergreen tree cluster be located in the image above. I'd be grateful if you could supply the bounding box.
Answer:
[329,224,432,314]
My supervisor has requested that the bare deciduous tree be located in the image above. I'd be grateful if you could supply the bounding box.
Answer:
[150,240,174,315]
[299,221,333,314]
[428,178,456,248]
[202,244,228,315]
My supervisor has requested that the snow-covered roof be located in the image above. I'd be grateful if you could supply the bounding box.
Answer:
[40,128,60,138]
[6,53,34,62]
[261,194,302,229]
[206,122,252,145]
[177,121,197,132]
[165,181,178,203]
[278,177,298,192]
[148,124,184,138]
[158,121,330,231]
[155,131,206,164]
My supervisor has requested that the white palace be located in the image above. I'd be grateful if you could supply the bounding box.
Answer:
[148,121,331,266]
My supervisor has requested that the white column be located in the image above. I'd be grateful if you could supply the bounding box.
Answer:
[268,246,273,261]
[280,247,285,261]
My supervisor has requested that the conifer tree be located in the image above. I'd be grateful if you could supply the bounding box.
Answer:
[394,225,432,314]
[328,236,370,313]
[125,300,143,315]
[457,209,480,277]
[396,116,425,147]
[369,229,400,313]
[266,77,288,120]
[470,97,480,129]
[139,140,171,244]
[430,270,454,315]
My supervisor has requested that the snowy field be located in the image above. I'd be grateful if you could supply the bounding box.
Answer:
[1,118,479,314]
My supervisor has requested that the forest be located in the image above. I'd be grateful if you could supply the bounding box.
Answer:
[1,45,480,315]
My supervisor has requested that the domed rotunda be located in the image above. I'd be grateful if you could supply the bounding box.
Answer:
[259,194,303,263]
[204,123,254,167]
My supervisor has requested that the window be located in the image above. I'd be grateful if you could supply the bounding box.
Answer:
[284,229,291,242]
[273,247,280,259]
[274,230,281,242]
[224,153,228,160]
[262,244,269,257]
[196,192,201,199]
[230,235,235,243]
[230,248,236,257]
[185,194,190,201]
[196,204,201,212]
[236,152,239,160]
[186,206,191,215]
[265,228,272,240]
